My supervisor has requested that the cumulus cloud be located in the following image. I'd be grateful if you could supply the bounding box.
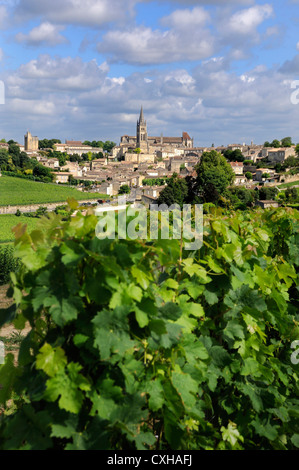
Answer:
[226,4,273,35]
[98,6,214,65]
[13,0,137,27]
[15,22,68,46]
[1,53,299,147]
[0,5,9,29]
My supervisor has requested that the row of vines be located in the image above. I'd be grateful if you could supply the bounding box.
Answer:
[0,205,298,449]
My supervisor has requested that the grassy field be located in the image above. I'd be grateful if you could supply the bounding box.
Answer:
[0,176,105,206]
[278,180,299,188]
[0,214,40,243]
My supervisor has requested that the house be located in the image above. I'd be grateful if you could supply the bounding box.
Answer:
[55,172,70,184]
[255,200,279,209]
[255,169,276,182]
[265,147,295,163]
[234,175,247,186]
[229,162,244,175]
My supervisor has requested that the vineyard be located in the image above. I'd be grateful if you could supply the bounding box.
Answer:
[0,176,102,206]
[0,206,298,450]
[0,215,40,244]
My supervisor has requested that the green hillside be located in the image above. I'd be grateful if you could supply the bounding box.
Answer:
[0,176,104,206]
[0,214,40,244]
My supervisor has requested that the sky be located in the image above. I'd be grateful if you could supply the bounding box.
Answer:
[0,0,299,147]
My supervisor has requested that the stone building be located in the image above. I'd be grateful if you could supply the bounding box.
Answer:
[120,107,194,156]
[24,131,39,152]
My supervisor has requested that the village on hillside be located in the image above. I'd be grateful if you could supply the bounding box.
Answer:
[1,107,298,209]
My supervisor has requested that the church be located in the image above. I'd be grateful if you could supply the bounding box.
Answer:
[120,107,194,153]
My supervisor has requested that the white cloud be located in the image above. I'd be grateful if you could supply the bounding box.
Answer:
[15,22,68,46]
[2,53,299,147]
[161,6,210,29]
[98,7,214,65]
[0,5,9,29]
[227,4,273,35]
[14,0,137,27]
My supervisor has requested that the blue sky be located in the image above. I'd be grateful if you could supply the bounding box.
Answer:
[0,0,299,147]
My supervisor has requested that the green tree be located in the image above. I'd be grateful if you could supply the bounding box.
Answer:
[258,186,278,200]
[284,156,298,168]
[223,149,244,162]
[103,141,116,153]
[193,150,235,203]
[118,184,131,195]
[33,164,54,182]
[245,172,253,180]
[281,137,293,148]
[285,187,299,203]
[271,139,281,148]
[157,174,188,208]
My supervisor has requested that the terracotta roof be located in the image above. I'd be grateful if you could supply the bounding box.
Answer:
[182,132,192,141]
[65,140,83,146]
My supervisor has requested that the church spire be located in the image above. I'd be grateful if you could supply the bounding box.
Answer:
[139,106,145,124]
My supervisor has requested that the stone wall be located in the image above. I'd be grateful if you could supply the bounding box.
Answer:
[0,199,100,215]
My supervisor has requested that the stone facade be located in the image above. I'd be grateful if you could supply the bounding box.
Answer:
[24,131,39,152]
[120,107,194,157]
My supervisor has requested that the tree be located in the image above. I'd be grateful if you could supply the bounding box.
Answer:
[39,139,61,150]
[157,174,189,208]
[118,184,131,195]
[271,139,281,148]
[285,187,299,203]
[0,149,9,170]
[103,141,116,153]
[33,164,54,182]
[193,150,235,203]
[258,186,278,200]
[245,172,253,180]
[281,137,293,148]
[223,149,244,162]
[284,156,299,168]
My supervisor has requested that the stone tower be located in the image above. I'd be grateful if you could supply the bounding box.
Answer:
[136,106,148,151]
[24,131,39,151]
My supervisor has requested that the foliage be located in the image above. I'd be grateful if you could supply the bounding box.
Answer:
[0,215,40,244]
[39,139,61,150]
[0,207,298,450]
[0,176,100,206]
[226,187,257,209]
[285,188,299,204]
[281,137,293,148]
[142,178,167,187]
[194,151,235,203]
[258,187,278,201]
[0,246,20,285]
[223,149,245,162]
[157,174,189,208]
[83,141,116,152]
[118,185,131,195]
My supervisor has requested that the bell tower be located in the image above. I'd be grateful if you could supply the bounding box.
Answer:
[136,106,148,151]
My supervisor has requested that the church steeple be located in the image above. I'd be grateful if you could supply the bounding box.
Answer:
[139,105,145,124]
[136,105,148,151]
